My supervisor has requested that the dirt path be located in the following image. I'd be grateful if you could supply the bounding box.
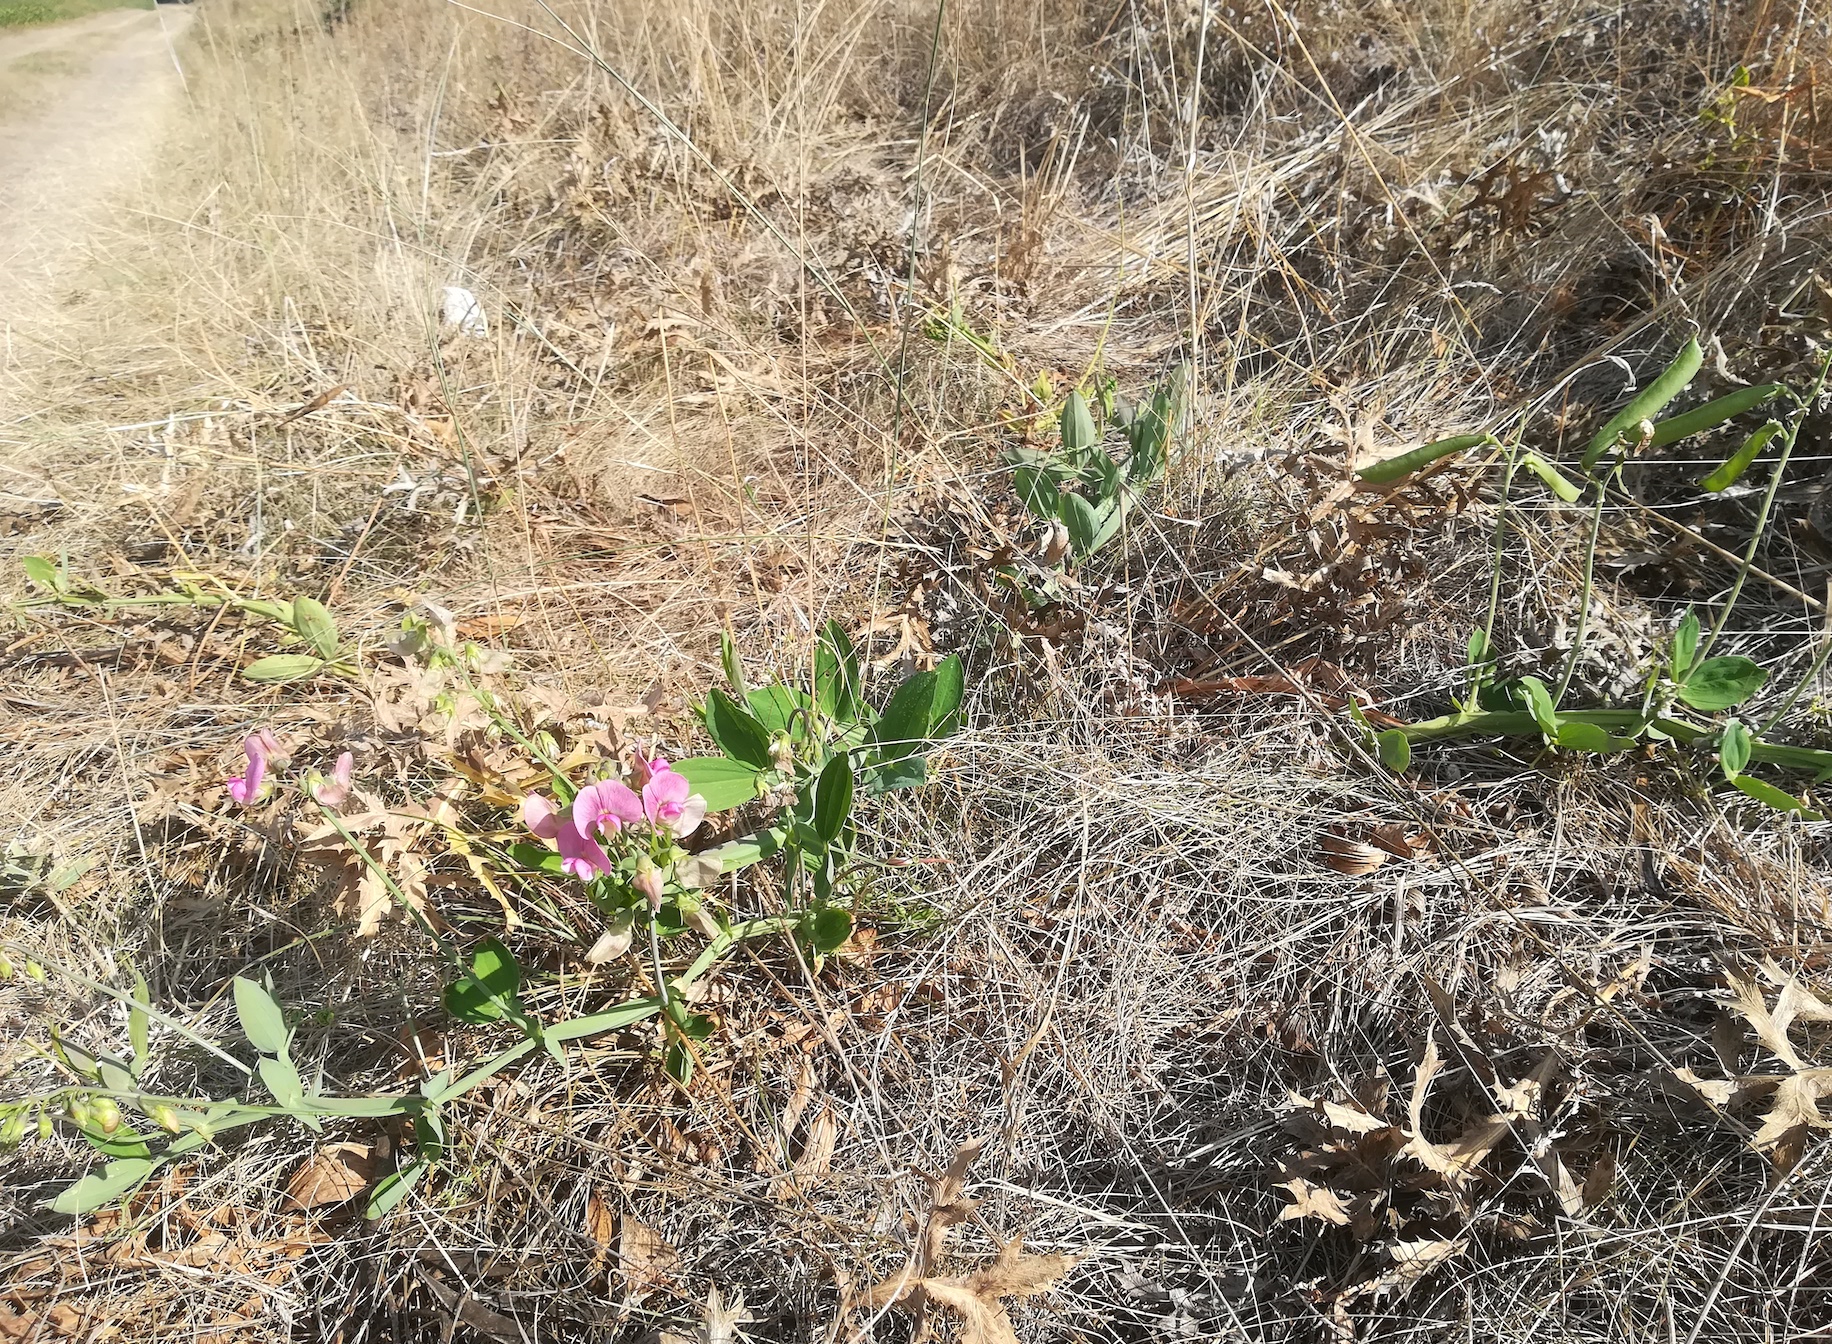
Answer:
[0,6,193,339]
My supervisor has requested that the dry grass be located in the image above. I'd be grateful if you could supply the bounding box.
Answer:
[4,0,1832,1340]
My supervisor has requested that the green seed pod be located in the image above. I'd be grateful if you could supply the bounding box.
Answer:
[1700,420,1783,492]
[1647,382,1785,447]
[1581,337,1703,472]
[1354,432,1495,484]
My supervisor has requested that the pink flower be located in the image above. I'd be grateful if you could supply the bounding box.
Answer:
[523,793,616,881]
[225,733,273,805]
[572,778,643,840]
[310,752,354,807]
[641,764,707,839]
[631,750,669,790]
[633,857,666,912]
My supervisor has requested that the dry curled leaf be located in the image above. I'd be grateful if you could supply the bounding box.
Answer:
[284,1142,375,1210]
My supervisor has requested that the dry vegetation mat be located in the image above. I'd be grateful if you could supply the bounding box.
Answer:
[3,0,1832,1340]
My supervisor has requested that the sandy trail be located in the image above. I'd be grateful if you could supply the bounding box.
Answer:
[0,6,192,340]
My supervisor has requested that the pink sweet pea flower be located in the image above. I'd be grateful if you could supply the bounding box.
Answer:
[641,763,706,839]
[225,733,273,805]
[523,793,616,882]
[310,752,355,807]
[573,778,643,840]
[630,750,669,790]
[633,856,666,912]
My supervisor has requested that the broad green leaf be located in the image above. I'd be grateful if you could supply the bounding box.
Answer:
[96,1055,135,1094]
[1519,675,1560,738]
[928,653,964,737]
[414,1108,447,1160]
[1519,452,1582,502]
[1376,729,1411,772]
[815,619,862,723]
[49,1158,154,1216]
[1720,719,1751,780]
[242,654,326,684]
[1088,495,1128,554]
[1353,432,1492,484]
[81,1129,151,1159]
[290,596,340,660]
[1554,721,1614,753]
[803,906,853,955]
[258,1054,305,1109]
[1671,609,1699,678]
[868,756,928,793]
[746,685,808,739]
[1056,490,1101,556]
[1582,336,1703,471]
[1013,465,1062,518]
[1648,382,1785,447]
[442,938,523,1024]
[1700,420,1783,492]
[1730,774,1824,820]
[1089,446,1123,502]
[507,841,563,875]
[21,555,61,591]
[232,977,290,1056]
[1676,657,1767,711]
[1060,390,1096,455]
[671,756,762,812]
[365,1159,425,1219]
[698,827,787,874]
[701,688,773,769]
[871,668,938,764]
[813,753,855,847]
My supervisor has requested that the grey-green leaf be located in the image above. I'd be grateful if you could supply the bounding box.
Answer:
[49,1157,155,1216]
[1676,657,1767,712]
[1720,719,1751,780]
[259,1054,306,1109]
[242,654,327,684]
[1519,675,1560,737]
[232,977,290,1056]
[1671,609,1699,678]
[1376,729,1411,772]
[291,596,340,660]
[1060,390,1096,455]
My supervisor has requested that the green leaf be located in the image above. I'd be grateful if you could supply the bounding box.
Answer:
[414,1108,447,1160]
[129,973,150,1080]
[507,841,563,874]
[442,938,523,1024]
[698,827,787,875]
[290,596,340,660]
[1677,657,1767,711]
[1089,447,1124,503]
[869,756,928,793]
[1088,494,1128,554]
[1126,386,1174,484]
[928,653,964,737]
[1060,390,1096,455]
[719,628,750,698]
[671,756,762,812]
[1700,420,1783,492]
[81,1129,152,1159]
[1582,336,1704,472]
[746,685,808,739]
[1648,383,1785,447]
[1671,609,1700,678]
[1729,773,1824,820]
[701,688,773,769]
[242,654,327,684]
[1720,719,1751,780]
[1353,432,1492,484]
[365,1159,425,1219]
[815,620,862,723]
[1376,729,1411,772]
[1013,465,1063,517]
[96,1055,135,1094]
[21,555,62,591]
[49,1158,154,1216]
[1056,490,1101,557]
[871,668,938,764]
[1519,452,1582,503]
[232,977,290,1056]
[1554,721,1614,753]
[803,906,852,955]
[258,1054,305,1109]
[813,752,855,848]
[1519,675,1560,738]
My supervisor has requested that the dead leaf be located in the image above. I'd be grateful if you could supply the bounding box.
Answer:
[865,1239,1077,1344]
[284,1143,376,1209]
[584,1191,617,1266]
[1275,1177,1355,1226]
[619,1215,678,1297]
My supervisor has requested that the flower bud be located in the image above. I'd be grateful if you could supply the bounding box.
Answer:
[0,953,13,979]
[769,733,795,772]
[633,857,666,913]
[24,960,45,982]
[66,1097,90,1128]
[150,1104,182,1135]
[37,1113,53,1141]
[0,1114,24,1147]
[91,1098,121,1134]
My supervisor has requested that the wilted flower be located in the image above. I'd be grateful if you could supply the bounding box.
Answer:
[522,793,615,881]
[633,856,666,912]
[224,732,276,805]
[309,751,355,807]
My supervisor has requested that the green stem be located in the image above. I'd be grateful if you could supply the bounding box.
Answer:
[1553,462,1612,706]
[1397,707,1832,773]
